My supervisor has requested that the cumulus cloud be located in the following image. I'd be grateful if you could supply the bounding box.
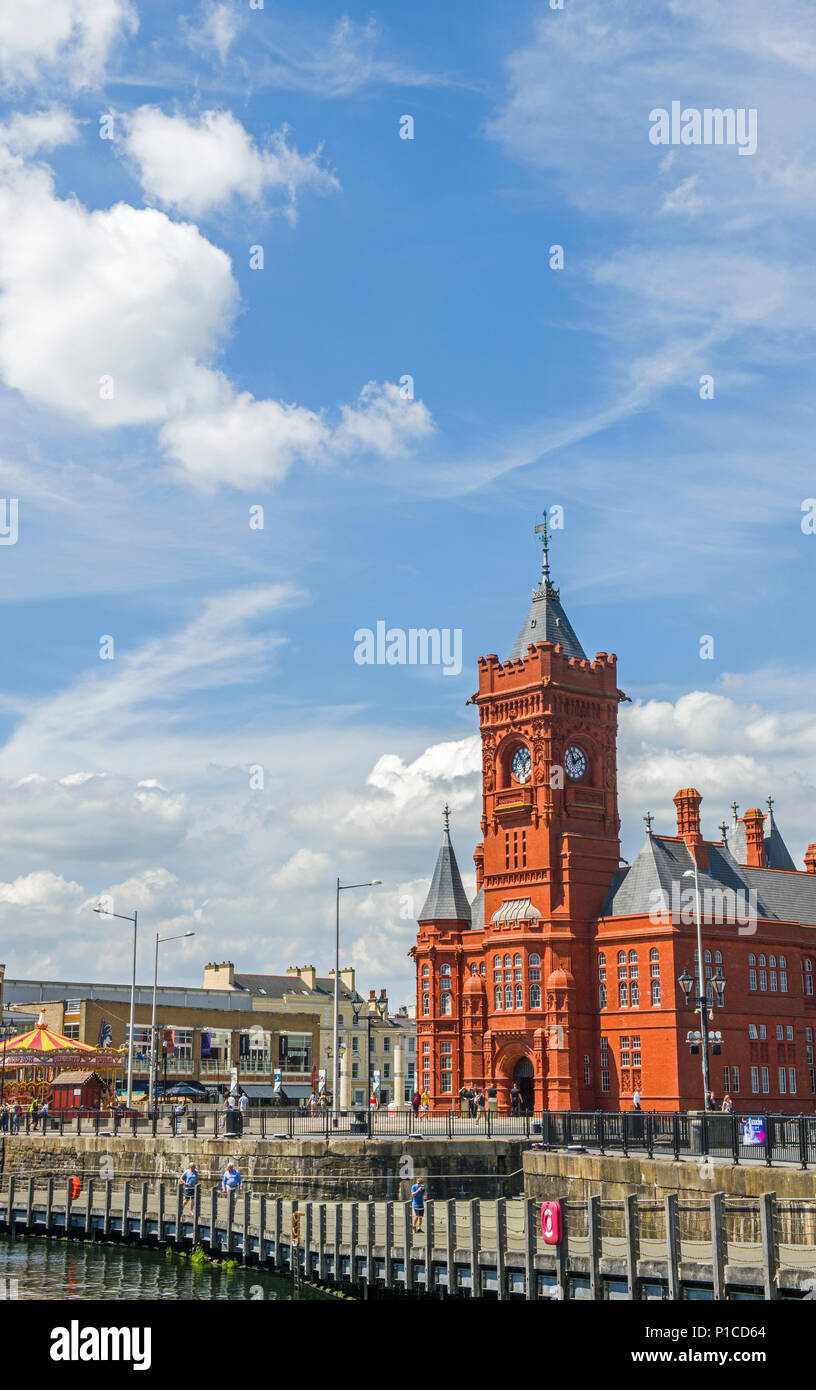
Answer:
[0,107,80,156]
[160,380,434,490]
[0,0,138,90]
[0,870,83,908]
[186,1,242,65]
[0,149,236,428]
[124,107,338,220]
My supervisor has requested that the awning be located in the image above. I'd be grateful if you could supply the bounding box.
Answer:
[278,1083,313,1100]
[236,1083,277,1099]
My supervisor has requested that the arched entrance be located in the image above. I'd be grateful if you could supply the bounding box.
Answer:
[513,1056,535,1112]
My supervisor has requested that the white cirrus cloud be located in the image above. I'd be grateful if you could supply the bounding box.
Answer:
[0,0,138,90]
[185,1,243,65]
[124,106,338,220]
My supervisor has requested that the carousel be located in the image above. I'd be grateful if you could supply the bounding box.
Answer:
[0,1012,125,1107]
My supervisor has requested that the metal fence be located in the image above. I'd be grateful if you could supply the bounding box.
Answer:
[4,1106,816,1164]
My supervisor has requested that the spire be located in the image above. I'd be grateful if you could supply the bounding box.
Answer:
[417,807,472,924]
[508,514,586,661]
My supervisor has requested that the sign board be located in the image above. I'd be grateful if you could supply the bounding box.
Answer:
[318,1069,326,1094]
[273,1069,281,1094]
[372,1069,381,1094]
[230,1067,239,1094]
[741,1117,766,1146]
[541,1200,562,1245]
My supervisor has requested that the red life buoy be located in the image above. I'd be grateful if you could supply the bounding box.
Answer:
[69,1176,81,1200]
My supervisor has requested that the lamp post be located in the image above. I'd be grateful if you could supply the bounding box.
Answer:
[352,996,388,1106]
[333,878,381,1116]
[94,904,139,1109]
[678,866,727,1108]
[149,931,195,1111]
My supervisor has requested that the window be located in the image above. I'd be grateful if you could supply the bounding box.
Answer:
[351,1063,359,1080]
[781,971,788,993]
[751,1066,759,1094]
[769,954,777,968]
[440,992,451,1016]
[530,953,541,966]
[494,955,501,968]
[286,1034,313,1071]
[383,1037,391,1053]
[779,1068,787,1094]
[505,985,512,1009]
[618,951,626,964]
[494,970,502,983]
[629,950,637,964]
[749,968,758,992]
[440,1041,451,1054]
[759,955,766,968]
[789,1067,797,1094]
[808,1028,813,1043]
[770,971,778,992]
[494,987,502,1009]
[515,984,523,1009]
[598,951,606,966]
[440,1070,452,1093]
[650,948,659,962]
[761,1067,770,1094]
[514,954,522,967]
[514,969,522,981]
[599,983,607,1009]
[759,970,767,991]
[62,1022,80,1040]
[651,979,661,1006]
[805,960,814,996]
[351,1036,359,1054]
[583,1061,591,1086]
[601,1070,610,1093]
[748,1024,758,1040]
[620,1037,630,1067]
[422,993,430,1016]
[776,1025,784,1041]
[629,963,639,980]
[759,1025,766,1041]
[422,963,429,977]
[618,966,627,981]
[748,954,756,967]
[732,1066,740,1093]
[715,951,722,964]
[600,1036,609,1054]
[530,984,541,1009]
[632,1036,641,1066]
[529,966,541,982]
[630,981,639,1007]
[619,982,628,1007]
[723,1066,731,1092]
[422,1041,430,1055]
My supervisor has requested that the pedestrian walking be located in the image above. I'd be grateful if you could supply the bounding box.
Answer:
[420,1089,430,1117]
[411,1178,426,1232]
[221,1161,243,1194]
[722,1094,733,1113]
[411,1089,421,1117]
[632,1089,641,1111]
[39,1100,49,1130]
[510,1084,522,1116]
[476,1089,486,1122]
[29,1098,38,1131]
[238,1092,249,1115]
[12,1103,21,1134]
[179,1162,198,1208]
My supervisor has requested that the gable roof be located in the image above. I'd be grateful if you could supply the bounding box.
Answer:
[232,973,358,1002]
[726,810,796,872]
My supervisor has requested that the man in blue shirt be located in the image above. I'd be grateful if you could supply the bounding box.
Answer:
[411,1179,426,1232]
[179,1162,198,1208]
[222,1162,243,1193]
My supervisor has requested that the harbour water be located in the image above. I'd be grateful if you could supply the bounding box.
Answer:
[0,1235,332,1301]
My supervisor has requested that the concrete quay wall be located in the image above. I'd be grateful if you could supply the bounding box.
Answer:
[0,1135,527,1200]
[523,1148,816,1201]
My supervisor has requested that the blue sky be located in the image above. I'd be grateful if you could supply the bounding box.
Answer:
[0,0,814,1004]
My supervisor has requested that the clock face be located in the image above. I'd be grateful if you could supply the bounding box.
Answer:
[511,746,532,784]
[564,745,587,781]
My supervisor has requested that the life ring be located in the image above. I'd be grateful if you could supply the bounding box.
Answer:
[69,1175,81,1200]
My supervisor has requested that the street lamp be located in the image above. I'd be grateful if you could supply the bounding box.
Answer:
[333,878,381,1116]
[352,995,388,1105]
[678,868,727,1108]
[149,931,196,1111]
[94,904,139,1109]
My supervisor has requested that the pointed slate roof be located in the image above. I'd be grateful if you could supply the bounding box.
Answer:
[726,810,796,872]
[418,815,472,924]
[509,578,587,662]
[470,885,484,931]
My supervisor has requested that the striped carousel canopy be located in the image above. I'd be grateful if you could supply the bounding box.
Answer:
[0,1013,96,1054]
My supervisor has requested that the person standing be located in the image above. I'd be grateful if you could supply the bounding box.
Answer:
[411,1089,421,1117]
[179,1161,198,1208]
[510,1084,522,1116]
[221,1161,243,1194]
[411,1178,426,1232]
[29,1098,38,1132]
[722,1094,733,1113]
[476,1090,486,1123]
[632,1088,641,1111]
[420,1089,430,1117]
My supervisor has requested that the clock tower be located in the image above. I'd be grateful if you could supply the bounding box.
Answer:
[471,516,625,1109]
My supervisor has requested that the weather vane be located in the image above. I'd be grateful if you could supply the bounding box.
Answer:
[643,811,654,833]
[534,511,550,581]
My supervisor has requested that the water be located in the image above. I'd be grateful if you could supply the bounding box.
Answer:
[0,1235,332,1301]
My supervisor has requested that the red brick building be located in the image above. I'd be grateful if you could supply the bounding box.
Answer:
[411,533,816,1113]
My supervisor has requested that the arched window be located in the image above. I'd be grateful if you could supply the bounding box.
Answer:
[422,963,429,977]
[440,963,451,978]
[440,992,451,1015]
[619,982,628,1007]
[494,987,502,1010]
[480,962,486,976]
[422,993,429,1016]
[780,955,787,969]
[629,949,637,963]
[530,984,542,1009]
[599,983,607,1009]
[505,984,513,1009]
[530,953,541,967]
[704,950,711,963]
[769,954,777,968]
[514,984,523,1009]
[513,953,522,968]
[631,981,639,1007]
[759,954,766,967]
[649,948,659,962]
[598,951,606,966]
[618,951,626,964]
[504,955,512,968]
[651,979,661,1006]
[748,954,756,966]
[493,955,501,968]
[715,951,722,964]
[469,962,478,975]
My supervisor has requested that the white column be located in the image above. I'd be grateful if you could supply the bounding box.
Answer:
[340,1050,351,1110]
[394,1042,405,1107]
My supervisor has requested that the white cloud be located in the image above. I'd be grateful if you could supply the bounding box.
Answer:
[0,149,237,428]
[191,1,241,65]
[160,380,434,490]
[124,107,337,220]
[0,0,138,90]
[0,870,83,908]
[0,108,80,156]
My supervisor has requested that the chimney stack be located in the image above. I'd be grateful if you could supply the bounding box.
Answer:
[743,808,766,869]
[473,843,484,893]
[673,787,708,868]
[805,844,816,875]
